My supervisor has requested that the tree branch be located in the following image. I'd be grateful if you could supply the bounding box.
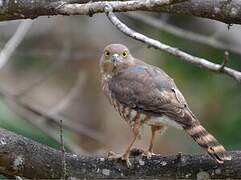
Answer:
[158,0,241,25]
[104,5,241,83]
[126,13,241,56]
[58,0,186,16]
[0,127,240,179]
[0,0,241,25]
[0,0,89,21]
[0,0,185,21]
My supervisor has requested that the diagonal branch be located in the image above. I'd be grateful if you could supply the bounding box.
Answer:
[0,127,240,179]
[104,5,241,83]
[126,13,241,56]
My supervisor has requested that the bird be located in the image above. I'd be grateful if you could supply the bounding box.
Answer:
[99,43,231,167]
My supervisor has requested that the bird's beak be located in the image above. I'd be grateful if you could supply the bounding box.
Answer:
[111,54,123,65]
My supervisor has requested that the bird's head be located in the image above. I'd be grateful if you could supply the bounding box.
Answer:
[100,44,134,75]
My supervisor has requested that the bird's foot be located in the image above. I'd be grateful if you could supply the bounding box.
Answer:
[107,151,131,167]
[143,151,157,159]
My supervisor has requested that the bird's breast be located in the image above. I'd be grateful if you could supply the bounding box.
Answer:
[110,98,149,126]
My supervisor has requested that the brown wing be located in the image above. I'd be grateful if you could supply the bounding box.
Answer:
[108,64,196,127]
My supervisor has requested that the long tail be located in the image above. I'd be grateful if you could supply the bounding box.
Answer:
[184,122,231,164]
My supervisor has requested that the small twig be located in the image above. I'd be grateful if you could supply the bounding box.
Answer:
[104,5,241,83]
[60,120,66,180]
[219,51,229,72]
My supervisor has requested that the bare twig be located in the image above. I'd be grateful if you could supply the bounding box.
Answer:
[104,5,241,83]
[0,20,32,69]
[59,120,66,180]
[219,51,229,72]
[126,13,241,56]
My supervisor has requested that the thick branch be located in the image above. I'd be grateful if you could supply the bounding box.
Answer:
[0,0,241,25]
[58,0,186,16]
[0,0,87,21]
[158,0,241,25]
[0,0,185,21]
[0,128,240,179]
[104,5,241,83]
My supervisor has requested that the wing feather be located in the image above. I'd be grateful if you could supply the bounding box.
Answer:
[108,64,195,127]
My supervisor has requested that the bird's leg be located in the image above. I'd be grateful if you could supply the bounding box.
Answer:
[108,120,141,167]
[145,125,166,159]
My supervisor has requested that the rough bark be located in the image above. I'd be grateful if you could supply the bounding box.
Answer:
[0,0,91,21]
[0,128,240,179]
[0,0,241,25]
[159,0,241,25]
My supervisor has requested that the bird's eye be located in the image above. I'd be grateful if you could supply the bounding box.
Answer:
[104,51,110,57]
[122,51,128,58]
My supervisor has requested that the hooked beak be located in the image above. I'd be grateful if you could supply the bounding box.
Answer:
[111,54,123,65]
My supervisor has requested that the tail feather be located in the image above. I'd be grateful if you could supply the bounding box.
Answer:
[184,123,231,164]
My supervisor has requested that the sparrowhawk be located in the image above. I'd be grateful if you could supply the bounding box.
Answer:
[100,44,231,167]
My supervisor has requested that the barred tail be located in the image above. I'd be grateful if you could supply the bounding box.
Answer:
[184,123,231,164]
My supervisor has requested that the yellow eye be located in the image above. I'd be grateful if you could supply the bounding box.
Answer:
[122,51,128,58]
[104,51,110,57]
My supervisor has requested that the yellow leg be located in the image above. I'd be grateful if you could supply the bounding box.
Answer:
[108,120,141,167]
[146,125,166,159]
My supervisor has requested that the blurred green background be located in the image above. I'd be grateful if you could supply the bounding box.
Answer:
[0,12,240,156]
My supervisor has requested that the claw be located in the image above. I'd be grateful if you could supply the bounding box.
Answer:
[107,151,132,167]
[121,154,132,167]
[143,151,156,159]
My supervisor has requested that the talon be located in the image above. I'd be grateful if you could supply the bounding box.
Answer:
[107,151,117,157]
[107,151,132,167]
[143,151,156,159]
[121,154,132,167]
[107,151,122,160]
[126,158,132,168]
